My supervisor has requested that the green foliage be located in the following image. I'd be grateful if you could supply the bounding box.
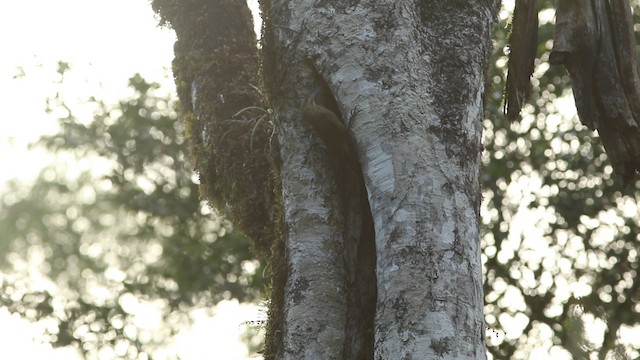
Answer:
[0,73,265,358]
[483,1,640,359]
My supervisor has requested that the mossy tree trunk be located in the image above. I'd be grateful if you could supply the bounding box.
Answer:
[153,0,499,359]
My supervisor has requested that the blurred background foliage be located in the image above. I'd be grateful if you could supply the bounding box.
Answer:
[0,71,266,359]
[0,1,639,359]
[483,1,640,359]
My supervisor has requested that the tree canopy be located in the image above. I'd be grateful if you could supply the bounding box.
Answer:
[0,73,266,358]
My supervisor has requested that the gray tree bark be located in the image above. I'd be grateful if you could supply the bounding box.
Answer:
[152,0,499,358]
[261,1,499,359]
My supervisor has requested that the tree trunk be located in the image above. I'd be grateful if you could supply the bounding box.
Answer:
[153,0,499,358]
[261,1,499,358]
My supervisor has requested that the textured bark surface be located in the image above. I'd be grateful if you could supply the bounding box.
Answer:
[151,0,278,257]
[505,0,538,121]
[261,0,499,359]
[150,1,288,355]
[155,0,499,358]
[260,1,375,357]
[302,100,377,358]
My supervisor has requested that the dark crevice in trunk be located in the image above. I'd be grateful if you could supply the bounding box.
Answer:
[303,79,377,359]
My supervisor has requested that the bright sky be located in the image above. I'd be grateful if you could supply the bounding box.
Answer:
[0,0,176,185]
[0,1,261,359]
